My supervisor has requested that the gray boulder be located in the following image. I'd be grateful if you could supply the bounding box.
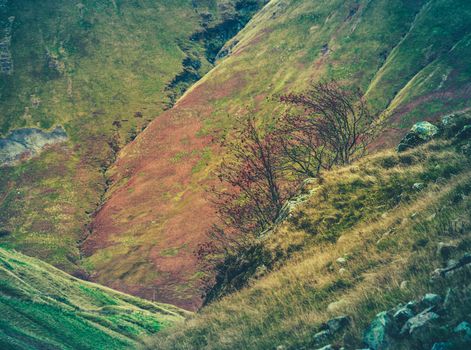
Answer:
[314,345,336,350]
[325,315,351,333]
[437,242,458,260]
[0,126,68,166]
[363,311,396,350]
[454,321,471,342]
[412,182,426,191]
[431,253,471,279]
[393,306,414,325]
[431,342,452,350]
[421,293,442,308]
[400,309,440,343]
[313,330,330,345]
[456,125,471,141]
[397,121,439,152]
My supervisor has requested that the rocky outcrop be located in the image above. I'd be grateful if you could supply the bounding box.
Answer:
[0,126,68,166]
[165,0,267,107]
[431,253,471,280]
[193,0,268,64]
[312,315,351,348]
[363,311,396,350]
[397,121,439,152]
[357,254,471,349]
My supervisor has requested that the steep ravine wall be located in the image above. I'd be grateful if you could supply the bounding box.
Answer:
[0,1,265,282]
[81,0,269,311]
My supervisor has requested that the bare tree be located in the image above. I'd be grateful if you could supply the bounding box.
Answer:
[209,115,299,241]
[278,81,379,177]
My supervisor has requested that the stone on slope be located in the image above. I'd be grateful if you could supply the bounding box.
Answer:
[325,315,351,333]
[314,345,336,350]
[313,330,331,345]
[431,342,452,350]
[456,125,471,141]
[421,293,442,308]
[363,311,396,350]
[397,121,439,152]
[431,253,471,279]
[400,309,440,343]
[453,321,471,342]
[0,126,68,166]
[393,306,415,325]
[437,242,458,260]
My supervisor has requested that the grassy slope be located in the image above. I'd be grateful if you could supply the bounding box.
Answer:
[148,128,471,349]
[84,0,471,310]
[0,246,189,350]
[0,0,244,274]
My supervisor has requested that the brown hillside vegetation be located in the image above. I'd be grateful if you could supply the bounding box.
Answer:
[147,135,471,349]
[83,0,471,310]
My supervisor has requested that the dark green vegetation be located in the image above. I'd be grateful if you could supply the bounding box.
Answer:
[0,246,188,350]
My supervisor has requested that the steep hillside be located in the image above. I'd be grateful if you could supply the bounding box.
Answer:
[83,0,471,310]
[0,246,188,350]
[147,114,471,349]
[0,0,264,275]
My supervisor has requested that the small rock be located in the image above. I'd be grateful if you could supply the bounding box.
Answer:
[431,253,471,279]
[313,330,330,345]
[400,310,440,342]
[325,315,351,333]
[400,281,409,290]
[336,257,347,265]
[405,301,419,314]
[327,299,348,312]
[393,306,414,325]
[411,121,440,140]
[363,311,396,350]
[454,321,471,342]
[412,182,425,191]
[441,114,457,128]
[315,345,335,350]
[339,268,347,275]
[421,293,442,308]
[443,288,459,309]
[446,259,458,267]
[435,177,447,184]
[431,342,452,350]
[254,264,268,279]
[397,121,439,152]
[436,242,458,259]
[456,125,471,141]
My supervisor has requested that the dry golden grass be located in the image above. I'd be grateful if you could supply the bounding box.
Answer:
[147,141,471,349]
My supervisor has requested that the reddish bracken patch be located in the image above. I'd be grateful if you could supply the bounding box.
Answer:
[82,72,246,311]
